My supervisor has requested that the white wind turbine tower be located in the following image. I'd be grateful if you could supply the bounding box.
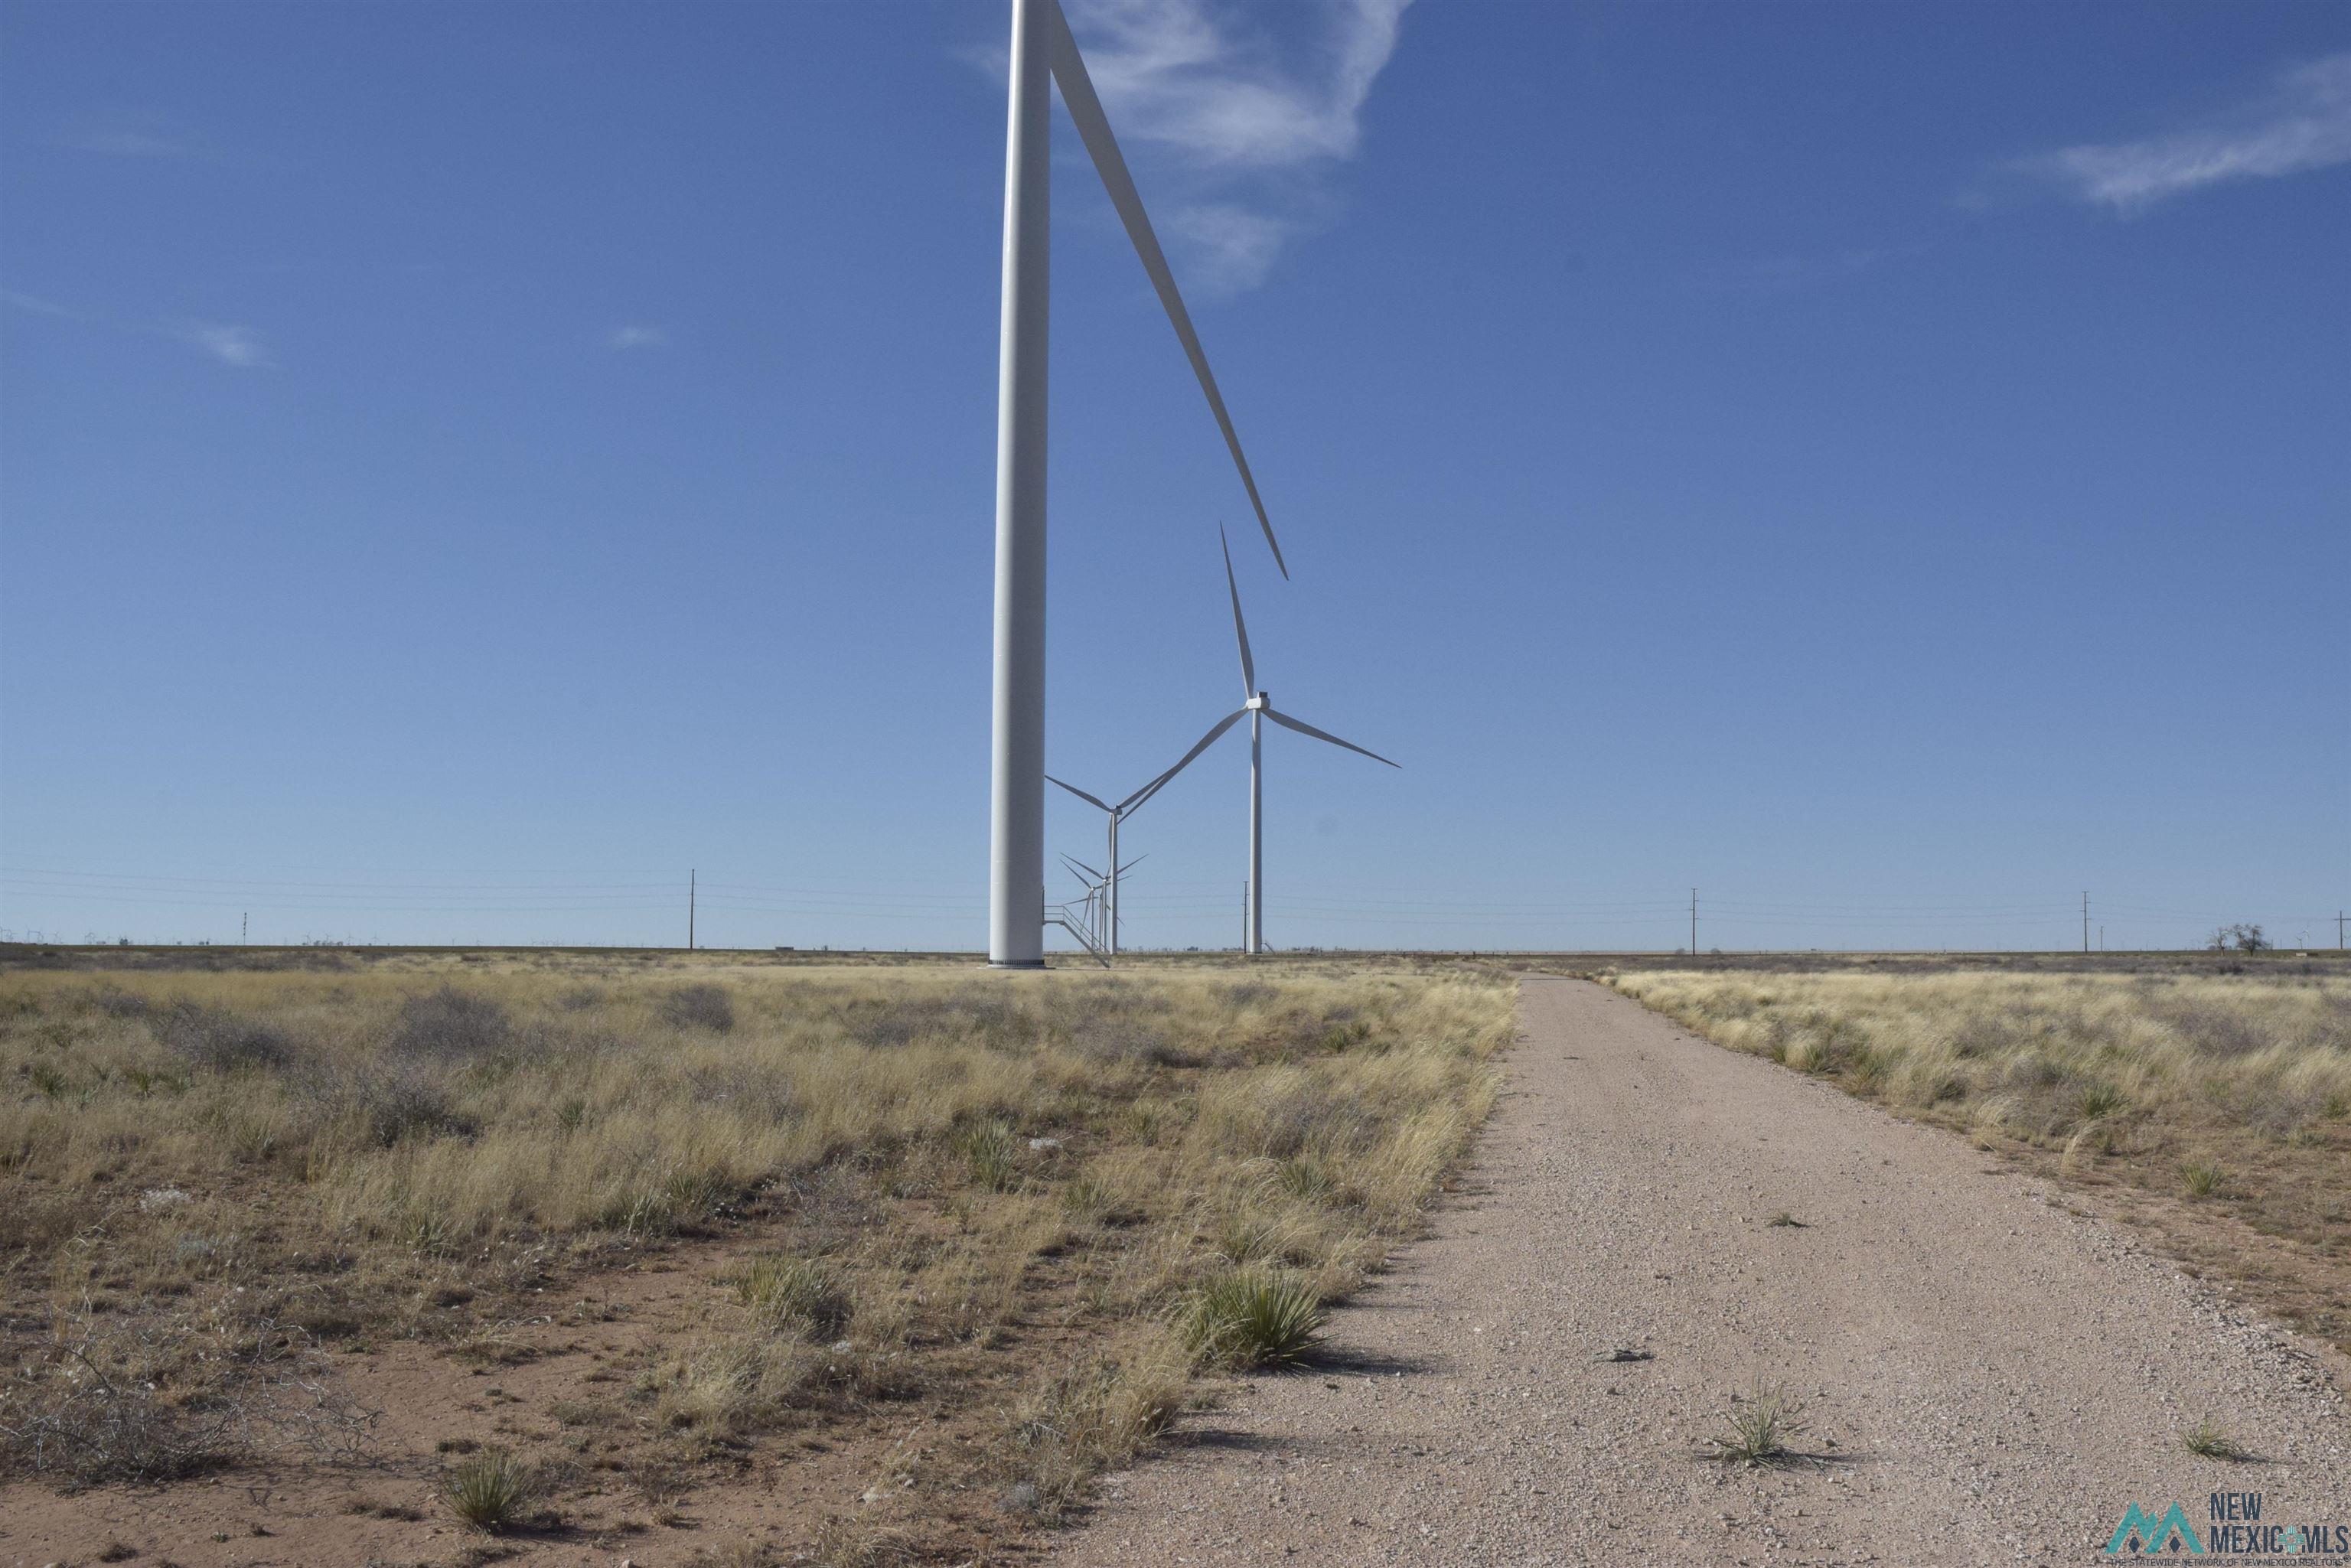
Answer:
[987,0,1287,967]
[1123,526,1397,956]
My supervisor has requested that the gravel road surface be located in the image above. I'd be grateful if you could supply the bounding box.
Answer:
[1052,977,2351,1566]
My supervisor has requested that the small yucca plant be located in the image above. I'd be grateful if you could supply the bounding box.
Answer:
[957,1120,1021,1192]
[1703,1381,1803,1467]
[2075,1081,2129,1121]
[2181,1159,2226,1198]
[444,1446,535,1532]
[1181,1268,1324,1370]
[736,1254,853,1341]
[2182,1418,2247,1460]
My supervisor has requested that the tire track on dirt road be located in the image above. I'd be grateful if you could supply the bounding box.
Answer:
[1052,977,2351,1566]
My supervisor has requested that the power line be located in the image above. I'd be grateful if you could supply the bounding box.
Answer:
[6,866,2336,949]
[1,867,684,892]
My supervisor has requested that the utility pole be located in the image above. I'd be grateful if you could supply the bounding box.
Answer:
[2338,910,2345,949]
[2082,892,2089,954]
[689,870,696,951]
[1691,888,1698,956]
[240,912,247,946]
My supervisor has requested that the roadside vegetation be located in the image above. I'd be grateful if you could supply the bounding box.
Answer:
[1701,1381,1806,1469]
[1607,964,2351,1353]
[0,951,1511,1560]
[2180,1417,2250,1462]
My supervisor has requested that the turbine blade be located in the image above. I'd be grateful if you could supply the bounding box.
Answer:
[1218,522,1257,696]
[1262,707,1400,768]
[1117,854,1146,877]
[1061,853,1104,881]
[1119,708,1247,813]
[1047,774,1112,813]
[1045,0,1287,578]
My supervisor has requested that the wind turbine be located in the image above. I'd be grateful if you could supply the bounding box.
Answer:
[987,0,1287,967]
[1124,526,1397,956]
[1055,846,1144,954]
[1048,772,1170,956]
[1057,854,1109,948]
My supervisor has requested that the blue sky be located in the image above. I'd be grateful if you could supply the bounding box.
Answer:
[2,0,2344,954]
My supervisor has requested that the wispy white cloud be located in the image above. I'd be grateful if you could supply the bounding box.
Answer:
[2017,52,2351,213]
[606,325,670,350]
[175,322,270,368]
[56,116,214,161]
[1166,203,1297,292]
[1070,0,1410,167]
[1056,0,1414,289]
[1,288,81,318]
[7,291,272,367]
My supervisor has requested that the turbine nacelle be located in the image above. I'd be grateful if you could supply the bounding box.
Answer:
[1245,693,1270,712]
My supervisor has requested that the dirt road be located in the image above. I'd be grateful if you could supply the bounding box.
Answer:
[1053,978,2351,1566]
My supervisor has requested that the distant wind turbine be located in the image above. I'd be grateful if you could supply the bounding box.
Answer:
[1048,773,1162,956]
[1125,526,1397,956]
[987,0,1287,967]
[1055,847,1144,955]
[1057,854,1109,949]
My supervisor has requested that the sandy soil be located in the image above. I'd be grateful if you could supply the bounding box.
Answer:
[1052,977,2351,1567]
[0,1209,1048,1568]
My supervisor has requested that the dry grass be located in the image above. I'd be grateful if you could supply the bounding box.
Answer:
[0,954,1512,1553]
[1609,965,2351,1351]
[1006,1338,1191,1522]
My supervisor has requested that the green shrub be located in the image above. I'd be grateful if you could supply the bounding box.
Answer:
[737,1256,853,1341]
[2182,1418,2247,1459]
[1703,1381,1803,1466]
[442,1446,534,1532]
[1181,1269,1323,1369]
[957,1120,1020,1192]
[2075,1081,2128,1121]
